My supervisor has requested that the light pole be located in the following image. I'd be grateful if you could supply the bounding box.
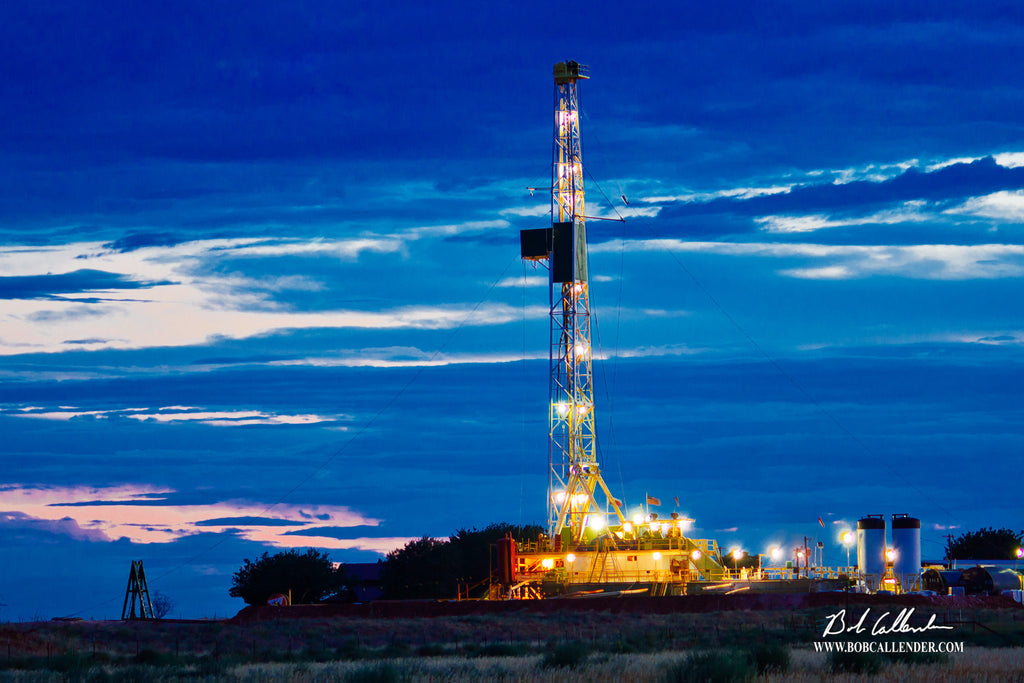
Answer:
[841,531,854,571]
[766,547,782,579]
[732,549,746,579]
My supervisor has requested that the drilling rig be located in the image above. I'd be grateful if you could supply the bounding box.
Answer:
[519,60,623,544]
[500,62,729,599]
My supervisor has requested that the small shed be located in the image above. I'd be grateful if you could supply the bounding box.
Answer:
[342,562,384,602]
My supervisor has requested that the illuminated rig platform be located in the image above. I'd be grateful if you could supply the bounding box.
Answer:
[497,525,850,599]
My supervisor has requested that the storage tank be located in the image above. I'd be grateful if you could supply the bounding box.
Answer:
[857,515,886,590]
[960,566,1024,595]
[496,536,516,586]
[921,568,963,594]
[891,514,921,591]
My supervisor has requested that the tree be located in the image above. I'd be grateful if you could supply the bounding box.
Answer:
[230,549,346,606]
[945,527,1024,560]
[380,536,454,600]
[381,522,544,600]
[151,590,174,619]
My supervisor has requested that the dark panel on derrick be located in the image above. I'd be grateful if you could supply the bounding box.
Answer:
[520,228,552,260]
[574,220,588,282]
[552,221,588,283]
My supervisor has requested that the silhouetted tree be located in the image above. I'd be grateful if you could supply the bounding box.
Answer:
[945,527,1024,560]
[381,522,544,600]
[151,590,174,619]
[230,549,346,605]
[380,536,454,600]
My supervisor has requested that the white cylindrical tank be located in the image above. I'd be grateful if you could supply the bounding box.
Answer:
[891,514,921,591]
[857,515,886,588]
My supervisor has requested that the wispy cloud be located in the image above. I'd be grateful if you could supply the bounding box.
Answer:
[495,275,548,288]
[7,405,342,427]
[593,239,1024,280]
[402,219,508,239]
[588,206,661,220]
[500,205,549,218]
[614,344,708,358]
[0,230,541,355]
[0,484,400,550]
[946,190,1024,222]
[641,185,794,204]
[754,201,930,234]
[267,348,546,369]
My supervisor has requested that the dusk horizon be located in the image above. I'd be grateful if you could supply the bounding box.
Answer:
[2,2,1023,620]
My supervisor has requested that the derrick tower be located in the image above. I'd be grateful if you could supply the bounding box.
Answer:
[521,61,625,543]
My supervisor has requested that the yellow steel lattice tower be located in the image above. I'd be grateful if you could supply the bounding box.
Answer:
[521,61,625,544]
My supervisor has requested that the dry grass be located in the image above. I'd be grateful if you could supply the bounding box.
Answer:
[224,647,1024,683]
[0,646,1021,681]
[2,605,1023,681]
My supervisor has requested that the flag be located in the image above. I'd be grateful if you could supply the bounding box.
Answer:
[611,498,623,509]
[674,496,679,508]
[647,495,661,506]
[818,517,825,528]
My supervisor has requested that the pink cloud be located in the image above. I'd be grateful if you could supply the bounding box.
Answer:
[0,510,111,542]
[0,484,396,551]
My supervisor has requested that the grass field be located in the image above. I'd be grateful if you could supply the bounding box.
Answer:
[1,599,1022,681]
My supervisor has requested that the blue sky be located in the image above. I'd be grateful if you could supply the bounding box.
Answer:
[2,1,1024,619]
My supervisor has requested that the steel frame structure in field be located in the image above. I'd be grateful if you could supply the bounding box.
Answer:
[543,61,624,543]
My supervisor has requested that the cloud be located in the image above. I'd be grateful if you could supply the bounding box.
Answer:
[614,344,707,359]
[946,190,1024,222]
[593,239,1024,280]
[0,510,111,542]
[496,275,547,288]
[128,409,336,427]
[641,185,795,204]
[657,157,1024,221]
[0,484,383,548]
[0,269,172,300]
[103,232,186,253]
[994,152,1024,169]
[275,535,417,554]
[779,265,855,280]
[589,206,661,221]
[194,517,308,527]
[797,330,1024,350]
[0,236,542,355]
[754,201,930,234]
[7,405,343,427]
[211,237,406,260]
[976,335,1019,344]
[266,348,546,369]
[500,205,549,218]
